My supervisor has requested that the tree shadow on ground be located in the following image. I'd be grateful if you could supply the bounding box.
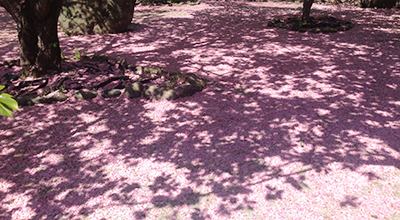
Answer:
[1,1,400,219]
[0,8,18,62]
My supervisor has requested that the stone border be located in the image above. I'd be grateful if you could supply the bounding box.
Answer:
[15,73,206,106]
[2,57,207,107]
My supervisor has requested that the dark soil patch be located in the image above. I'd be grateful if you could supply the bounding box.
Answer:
[268,16,355,33]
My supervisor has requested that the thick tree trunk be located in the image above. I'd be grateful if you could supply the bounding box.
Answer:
[0,0,63,78]
[302,0,314,22]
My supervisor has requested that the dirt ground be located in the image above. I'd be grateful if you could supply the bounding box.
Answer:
[1,1,400,219]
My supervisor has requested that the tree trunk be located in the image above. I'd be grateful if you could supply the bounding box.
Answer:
[302,0,314,22]
[0,0,63,78]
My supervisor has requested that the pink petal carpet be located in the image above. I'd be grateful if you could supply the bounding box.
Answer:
[1,1,400,219]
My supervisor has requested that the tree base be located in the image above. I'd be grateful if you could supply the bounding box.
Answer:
[0,55,207,104]
[268,16,354,33]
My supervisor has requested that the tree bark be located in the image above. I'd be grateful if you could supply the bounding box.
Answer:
[0,0,63,77]
[302,0,314,22]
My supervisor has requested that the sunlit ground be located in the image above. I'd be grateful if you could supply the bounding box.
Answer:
[1,1,400,219]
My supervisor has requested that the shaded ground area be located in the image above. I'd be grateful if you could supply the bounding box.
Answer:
[1,1,400,219]
[267,15,355,33]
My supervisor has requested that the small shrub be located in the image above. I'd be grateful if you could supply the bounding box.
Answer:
[74,48,81,60]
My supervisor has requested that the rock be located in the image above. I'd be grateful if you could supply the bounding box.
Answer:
[73,90,98,100]
[59,0,136,35]
[72,91,84,100]
[126,64,135,71]
[142,85,178,100]
[51,91,68,102]
[175,84,197,98]
[101,89,121,98]
[124,82,144,99]
[32,91,68,104]
[6,64,206,106]
[136,66,143,74]
[184,73,206,91]
[311,28,321,33]
[143,85,160,99]
[156,88,177,100]
[143,85,177,100]
[32,97,50,104]
[15,96,35,106]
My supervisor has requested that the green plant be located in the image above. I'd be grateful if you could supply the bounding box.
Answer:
[41,90,50,97]
[57,84,66,91]
[50,42,58,48]
[61,50,66,60]
[74,48,81,60]
[165,71,183,88]
[41,84,65,97]
[0,85,20,118]
[144,67,153,77]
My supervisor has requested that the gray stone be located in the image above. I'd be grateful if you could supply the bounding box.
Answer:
[32,97,49,104]
[16,96,35,106]
[101,89,121,98]
[73,90,98,100]
[175,84,197,98]
[124,82,144,99]
[136,66,143,74]
[156,88,177,100]
[184,73,206,91]
[50,91,68,102]
[72,91,83,100]
[143,85,160,99]
[143,86,177,100]
[84,90,98,99]
[32,91,68,104]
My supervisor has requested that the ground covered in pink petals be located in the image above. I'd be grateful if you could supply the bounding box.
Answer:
[1,1,400,219]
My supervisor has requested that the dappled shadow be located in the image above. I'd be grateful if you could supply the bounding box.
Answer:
[265,185,284,200]
[340,195,359,207]
[1,1,400,219]
[0,98,150,219]
[0,8,18,62]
